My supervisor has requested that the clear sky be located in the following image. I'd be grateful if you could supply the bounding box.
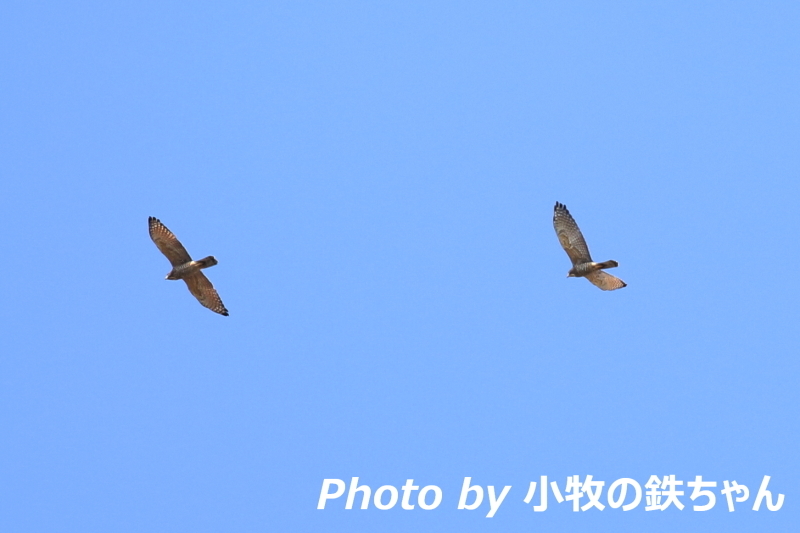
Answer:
[2,2,798,531]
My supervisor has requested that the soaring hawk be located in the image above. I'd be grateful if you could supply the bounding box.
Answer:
[148,217,229,315]
[553,202,626,291]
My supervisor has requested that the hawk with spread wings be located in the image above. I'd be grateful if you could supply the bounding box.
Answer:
[148,217,229,315]
[553,202,626,291]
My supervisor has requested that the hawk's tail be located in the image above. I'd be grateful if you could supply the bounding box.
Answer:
[596,260,619,270]
[195,256,218,269]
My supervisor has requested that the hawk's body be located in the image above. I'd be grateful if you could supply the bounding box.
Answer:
[553,202,626,291]
[148,217,229,315]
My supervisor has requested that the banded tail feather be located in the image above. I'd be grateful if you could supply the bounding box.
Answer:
[194,256,218,269]
[595,260,618,270]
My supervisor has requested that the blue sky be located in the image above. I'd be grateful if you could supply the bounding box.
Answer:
[2,1,798,531]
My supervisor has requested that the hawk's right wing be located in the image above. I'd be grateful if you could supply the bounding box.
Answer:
[585,271,627,291]
[149,217,192,266]
[553,202,592,265]
[183,271,229,316]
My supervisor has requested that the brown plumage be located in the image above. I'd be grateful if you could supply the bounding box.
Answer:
[553,202,626,291]
[148,217,229,315]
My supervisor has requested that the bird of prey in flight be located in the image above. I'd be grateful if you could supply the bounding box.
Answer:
[148,217,229,315]
[553,202,626,291]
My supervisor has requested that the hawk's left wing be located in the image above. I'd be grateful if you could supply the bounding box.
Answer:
[553,202,592,265]
[149,217,192,266]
